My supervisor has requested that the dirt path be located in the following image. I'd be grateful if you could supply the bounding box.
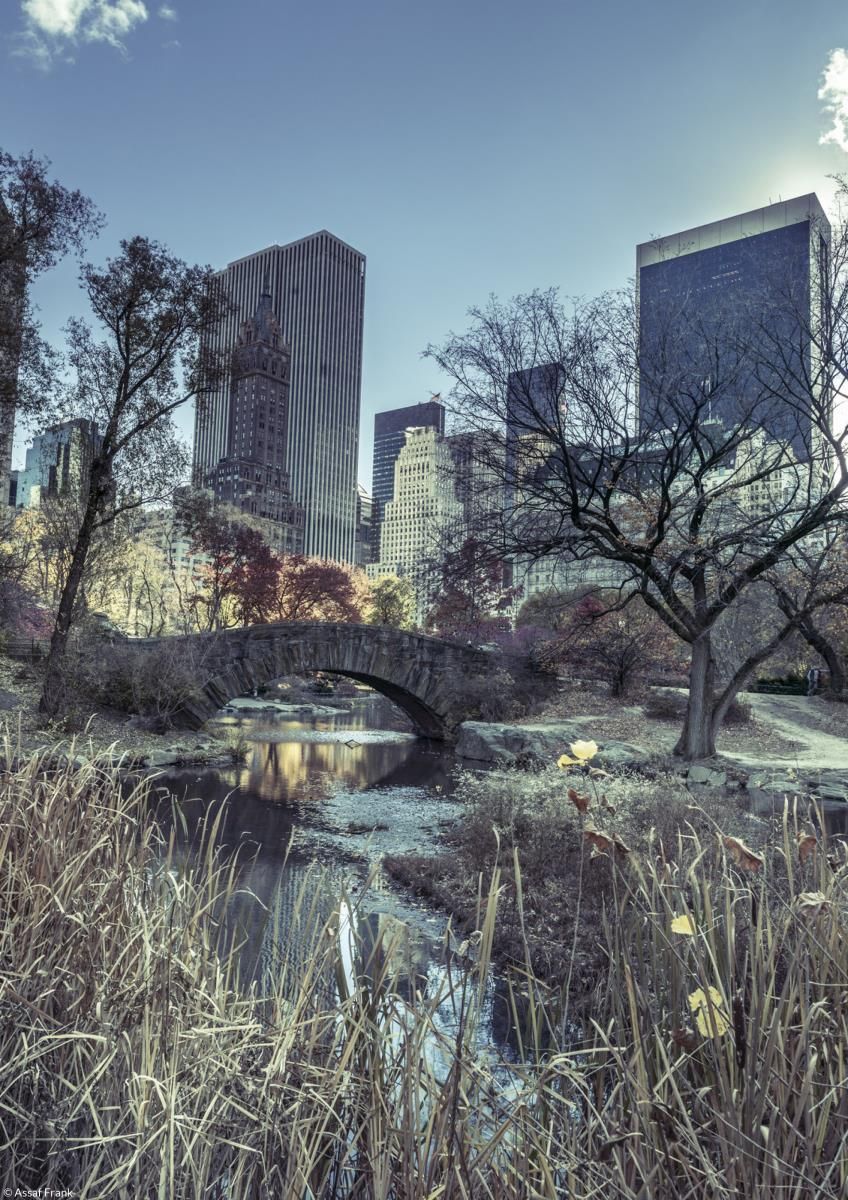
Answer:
[723,694,848,770]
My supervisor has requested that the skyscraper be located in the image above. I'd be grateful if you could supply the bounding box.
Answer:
[205,277,303,553]
[367,426,462,616]
[193,231,365,563]
[505,363,566,500]
[0,197,25,508]
[636,194,831,458]
[15,418,100,509]
[371,399,445,526]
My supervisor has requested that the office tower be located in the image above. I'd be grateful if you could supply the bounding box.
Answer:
[16,418,100,509]
[0,197,24,510]
[355,485,375,567]
[505,363,567,501]
[637,194,830,458]
[193,231,365,562]
[372,399,445,524]
[446,429,505,528]
[205,277,303,554]
[367,426,462,613]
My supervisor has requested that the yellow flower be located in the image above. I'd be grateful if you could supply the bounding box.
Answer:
[570,739,598,762]
[688,986,730,1037]
[557,753,577,768]
[671,914,696,936]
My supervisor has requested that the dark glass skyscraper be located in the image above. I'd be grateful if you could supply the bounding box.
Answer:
[637,194,830,458]
[193,231,365,563]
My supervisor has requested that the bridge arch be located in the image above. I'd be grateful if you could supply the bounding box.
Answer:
[132,622,518,740]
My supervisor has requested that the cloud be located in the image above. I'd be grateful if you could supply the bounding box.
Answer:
[16,0,149,65]
[820,48,848,152]
[158,4,177,19]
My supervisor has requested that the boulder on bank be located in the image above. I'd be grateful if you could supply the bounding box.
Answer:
[454,721,647,769]
[686,764,728,788]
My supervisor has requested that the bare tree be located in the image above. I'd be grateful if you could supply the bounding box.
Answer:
[768,529,848,697]
[0,151,103,486]
[427,197,848,758]
[38,237,228,717]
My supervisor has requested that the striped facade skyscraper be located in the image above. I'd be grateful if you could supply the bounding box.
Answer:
[193,231,365,562]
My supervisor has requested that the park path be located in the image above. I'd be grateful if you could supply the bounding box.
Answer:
[723,693,848,771]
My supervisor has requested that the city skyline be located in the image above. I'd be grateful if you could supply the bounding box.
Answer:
[4,0,848,488]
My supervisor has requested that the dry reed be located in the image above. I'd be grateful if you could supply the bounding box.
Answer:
[0,737,846,1197]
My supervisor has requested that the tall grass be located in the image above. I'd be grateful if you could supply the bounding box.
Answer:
[0,740,846,1196]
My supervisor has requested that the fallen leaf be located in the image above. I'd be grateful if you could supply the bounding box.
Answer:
[568,787,590,814]
[670,1026,698,1052]
[796,891,830,917]
[688,986,730,1037]
[589,767,611,779]
[671,914,696,936]
[570,739,599,762]
[585,828,630,857]
[797,833,818,866]
[723,836,763,873]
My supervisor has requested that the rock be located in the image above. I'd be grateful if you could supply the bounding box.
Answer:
[687,764,727,787]
[757,778,804,797]
[145,749,181,769]
[816,784,848,802]
[454,721,647,769]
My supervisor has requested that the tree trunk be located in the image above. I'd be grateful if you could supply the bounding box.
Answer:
[798,616,846,697]
[674,633,717,759]
[38,463,107,718]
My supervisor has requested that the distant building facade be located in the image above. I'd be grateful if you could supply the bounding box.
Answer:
[0,198,25,509]
[637,194,831,459]
[371,399,445,561]
[505,363,567,499]
[446,429,505,528]
[355,484,375,567]
[203,278,303,555]
[15,419,100,509]
[367,426,462,615]
[193,231,365,563]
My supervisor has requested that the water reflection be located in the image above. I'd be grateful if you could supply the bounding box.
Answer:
[154,698,458,994]
[214,700,446,804]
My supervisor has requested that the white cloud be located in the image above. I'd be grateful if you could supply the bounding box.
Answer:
[22,0,91,37]
[820,48,848,153]
[17,0,149,64]
[158,4,177,19]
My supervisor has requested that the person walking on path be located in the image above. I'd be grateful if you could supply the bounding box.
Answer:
[806,666,821,696]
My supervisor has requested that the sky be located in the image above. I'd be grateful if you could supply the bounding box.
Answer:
[3,0,848,488]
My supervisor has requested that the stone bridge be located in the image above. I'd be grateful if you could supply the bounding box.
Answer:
[128,622,548,739]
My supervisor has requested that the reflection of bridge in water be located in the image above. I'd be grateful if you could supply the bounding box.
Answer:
[129,623,549,739]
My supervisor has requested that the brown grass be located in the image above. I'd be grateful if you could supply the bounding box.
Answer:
[1,739,847,1196]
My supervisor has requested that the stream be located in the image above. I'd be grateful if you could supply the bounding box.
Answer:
[154,691,523,1055]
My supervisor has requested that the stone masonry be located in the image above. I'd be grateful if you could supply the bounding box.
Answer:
[125,622,543,739]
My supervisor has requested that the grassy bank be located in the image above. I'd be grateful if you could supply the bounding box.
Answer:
[2,742,847,1196]
[385,761,765,988]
